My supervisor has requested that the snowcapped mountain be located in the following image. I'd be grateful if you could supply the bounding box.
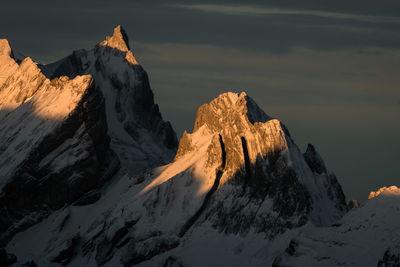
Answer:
[0,26,177,249]
[0,26,398,267]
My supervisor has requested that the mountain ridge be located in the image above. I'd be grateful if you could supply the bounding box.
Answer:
[0,26,398,267]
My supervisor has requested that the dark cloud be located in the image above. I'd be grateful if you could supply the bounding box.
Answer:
[2,1,400,61]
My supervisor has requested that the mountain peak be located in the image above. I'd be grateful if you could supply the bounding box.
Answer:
[0,39,12,56]
[0,39,20,87]
[368,185,400,199]
[99,25,131,52]
[193,91,272,133]
[178,91,288,178]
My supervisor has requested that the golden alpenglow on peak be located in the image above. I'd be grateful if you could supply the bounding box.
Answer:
[0,39,19,87]
[368,185,400,199]
[0,39,12,56]
[99,25,139,65]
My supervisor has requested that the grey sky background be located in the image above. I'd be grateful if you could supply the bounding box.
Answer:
[1,0,399,201]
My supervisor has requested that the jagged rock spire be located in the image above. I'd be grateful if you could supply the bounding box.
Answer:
[99,25,138,64]
[0,39,19,87]
[0,39,12,56]
[100,25,130,52]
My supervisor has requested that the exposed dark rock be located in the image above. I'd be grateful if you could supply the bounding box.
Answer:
[163,256,185,267]
[272,256,283,267]
[95,226,130,266]
[303,144,327,174]
[49,234,80,265]
[120,236,180,266]
[348,199,360,210]
[285,240,299,256]
[0,248,16,267]
[378,248,400,267]
[22,260,38,267]
[73,190,101,206]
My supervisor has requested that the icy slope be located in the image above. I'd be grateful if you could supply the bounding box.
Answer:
[274,186,400,267]
[40,25,178,173]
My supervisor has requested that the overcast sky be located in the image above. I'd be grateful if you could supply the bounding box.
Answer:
[1,0,399,201]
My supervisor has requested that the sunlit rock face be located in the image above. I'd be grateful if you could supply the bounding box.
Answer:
[368,185,400,199]
[0,39,19,87]
[191,92,286,178]
[174,92,347,238]
[98,25,138,65]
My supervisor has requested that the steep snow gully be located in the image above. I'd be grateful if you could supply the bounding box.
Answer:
[179,134,226,237]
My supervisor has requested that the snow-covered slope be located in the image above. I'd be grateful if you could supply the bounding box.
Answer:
[273,186,400,266]
[4,92,348,266]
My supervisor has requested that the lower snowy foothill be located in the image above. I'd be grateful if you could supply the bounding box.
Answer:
[274,185,400,266]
